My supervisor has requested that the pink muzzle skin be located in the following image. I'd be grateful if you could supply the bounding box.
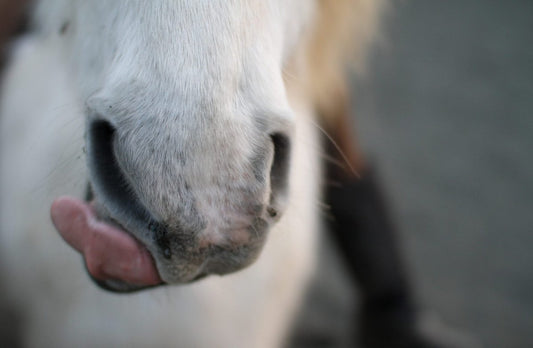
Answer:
[50,196,162,287]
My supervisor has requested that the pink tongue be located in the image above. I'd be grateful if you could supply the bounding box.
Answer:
[50,196,162,286]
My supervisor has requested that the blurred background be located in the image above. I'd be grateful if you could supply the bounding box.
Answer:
[293,0,533,347]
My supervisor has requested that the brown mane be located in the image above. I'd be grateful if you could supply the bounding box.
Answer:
[281,0,386,172]
[289,0,386,126]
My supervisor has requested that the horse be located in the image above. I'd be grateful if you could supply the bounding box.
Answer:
[0,0,383,347]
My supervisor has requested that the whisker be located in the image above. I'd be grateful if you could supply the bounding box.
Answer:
[282,68,299,83]
[319,152,347,169]
[250,223,260,238]
[316,200,331,212]
[307,118,360,179]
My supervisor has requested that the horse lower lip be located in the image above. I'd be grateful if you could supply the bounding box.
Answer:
[50,196,162,286]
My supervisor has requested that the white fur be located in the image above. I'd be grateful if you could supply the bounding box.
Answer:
[0,1,321,347]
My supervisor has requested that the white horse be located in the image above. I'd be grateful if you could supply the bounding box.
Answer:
[0,1,382,347]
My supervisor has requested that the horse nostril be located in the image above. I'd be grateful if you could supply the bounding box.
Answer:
[267,207,278,218]
[88,120,151,225]
[269,133,291,210]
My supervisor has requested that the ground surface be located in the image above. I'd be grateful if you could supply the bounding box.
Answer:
[293,0,533,347]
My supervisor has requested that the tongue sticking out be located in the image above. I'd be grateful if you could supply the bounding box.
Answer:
[50,196,162,286]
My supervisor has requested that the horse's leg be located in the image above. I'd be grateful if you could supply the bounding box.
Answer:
[322,90,438,348]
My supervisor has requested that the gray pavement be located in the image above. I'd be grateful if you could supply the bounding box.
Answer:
[294,0,532,347]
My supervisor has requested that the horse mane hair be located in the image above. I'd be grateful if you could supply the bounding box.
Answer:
[298,0,386,125]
